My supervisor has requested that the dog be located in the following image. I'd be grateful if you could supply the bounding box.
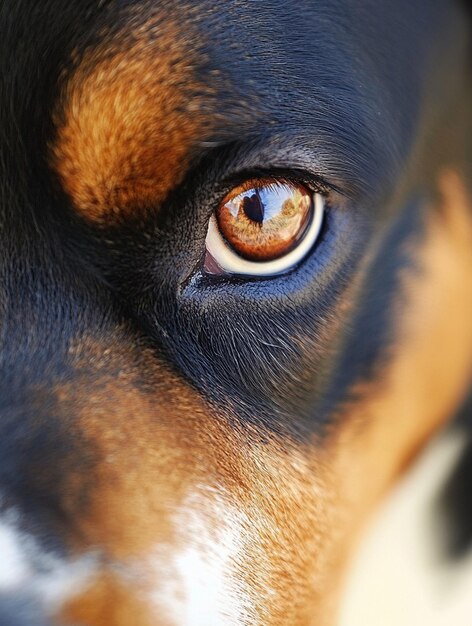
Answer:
[0,1,471,625]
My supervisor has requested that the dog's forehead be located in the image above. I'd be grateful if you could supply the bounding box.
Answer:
[45,0,459,224]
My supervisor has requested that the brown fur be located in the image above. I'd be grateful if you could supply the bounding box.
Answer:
[50,10,216,223]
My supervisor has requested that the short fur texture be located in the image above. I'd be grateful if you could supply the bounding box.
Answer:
[0,1,471,624]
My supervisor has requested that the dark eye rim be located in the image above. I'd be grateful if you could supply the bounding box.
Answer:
[205,185,325,278]
[189,198,333,289]
[193,163,341,281]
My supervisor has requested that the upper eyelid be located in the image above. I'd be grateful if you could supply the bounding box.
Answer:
[198,150,352,207]
[155,140,352,232]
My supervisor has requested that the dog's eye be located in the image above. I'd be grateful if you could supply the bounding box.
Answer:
[204,178,324,276]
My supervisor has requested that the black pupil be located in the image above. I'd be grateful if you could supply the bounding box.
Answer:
[242,192,264,223]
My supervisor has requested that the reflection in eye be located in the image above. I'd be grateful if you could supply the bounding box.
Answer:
[204,178,325,277]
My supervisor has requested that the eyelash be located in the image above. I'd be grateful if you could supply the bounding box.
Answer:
[215,169,332,201]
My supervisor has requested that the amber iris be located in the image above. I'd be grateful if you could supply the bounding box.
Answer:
[216,179,313,262]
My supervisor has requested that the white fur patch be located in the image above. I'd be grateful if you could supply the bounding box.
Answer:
[0,493,254,624]
[149,490,254,626]
[0,518,31,590]
[0,507,96,614]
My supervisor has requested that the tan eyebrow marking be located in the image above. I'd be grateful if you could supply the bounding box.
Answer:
[50,14,215,223]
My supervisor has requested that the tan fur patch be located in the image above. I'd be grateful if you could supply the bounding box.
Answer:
[53,339,338,625]
[50,11,215,223]
[58,572,158,626]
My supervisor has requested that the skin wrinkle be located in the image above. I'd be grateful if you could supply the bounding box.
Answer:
[49,10,217,223]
